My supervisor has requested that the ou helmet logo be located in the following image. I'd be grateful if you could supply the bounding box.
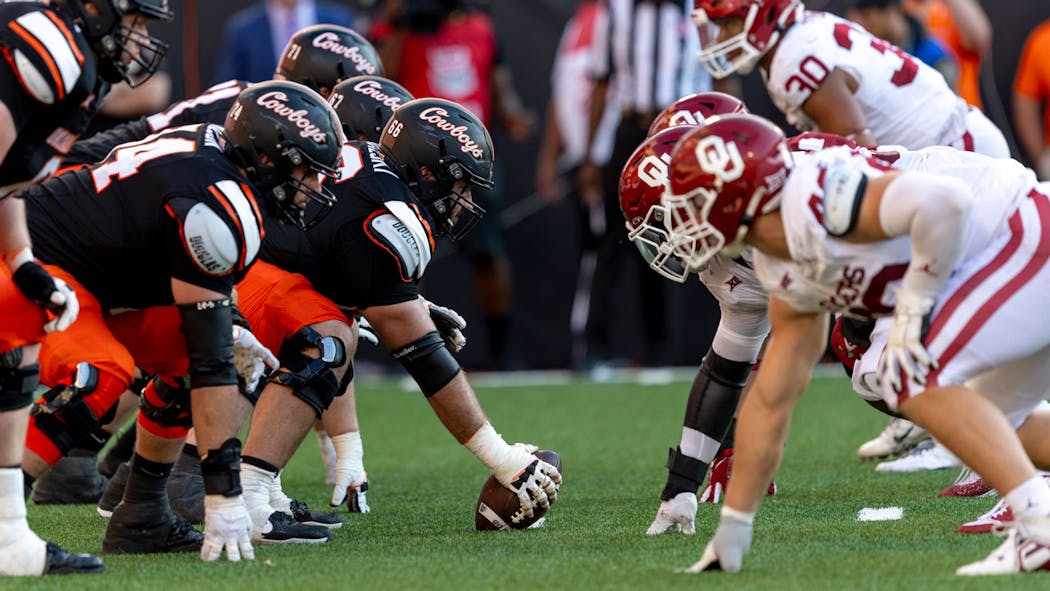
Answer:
[638,153,671,188]
[695,135,744,183]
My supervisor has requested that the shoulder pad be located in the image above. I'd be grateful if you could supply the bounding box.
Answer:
[3,9,85,105]
[821,162,868,237]
[173,180,264,276]
[364,201,434,281]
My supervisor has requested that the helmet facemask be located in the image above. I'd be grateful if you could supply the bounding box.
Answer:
[405,153,488,240]
[625,204,691,283]
[61,0,173,86]
[262,145,340,231]
[693,6,765,79]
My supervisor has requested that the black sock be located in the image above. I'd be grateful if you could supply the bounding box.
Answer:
[22,469,34,501]
[717,418,737,454]
[123,453,173,504]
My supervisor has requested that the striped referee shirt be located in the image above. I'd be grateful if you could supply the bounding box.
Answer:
[590,0,711,115]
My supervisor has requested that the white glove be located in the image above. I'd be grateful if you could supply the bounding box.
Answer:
[329,431,370,513]
[201,494,255,562]
[44,278,79,333]
[465,425,561,523]
[419,296,467,352]
[682,507,754,573]
[877,290,937,410]
[646,491,698,535]
[232,326,279,391]
[356,316,380,346]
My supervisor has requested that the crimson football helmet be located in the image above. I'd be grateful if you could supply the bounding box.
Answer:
[692,0,803,78]
[619,126,696,282]
[276,25,383,95]
[647,91,748,137]
[663,114,793,271]
[55,0,173,86]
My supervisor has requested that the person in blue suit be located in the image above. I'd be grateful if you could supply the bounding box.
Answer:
[214,0,354,83]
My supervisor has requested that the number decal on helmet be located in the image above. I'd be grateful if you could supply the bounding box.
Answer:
[695,136,744,183]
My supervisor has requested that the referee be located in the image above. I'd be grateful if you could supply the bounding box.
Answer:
[576,0,712,367]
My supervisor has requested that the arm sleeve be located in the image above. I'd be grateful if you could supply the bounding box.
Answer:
[64,118,152,166]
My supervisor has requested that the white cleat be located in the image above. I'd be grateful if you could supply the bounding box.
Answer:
[857,418,930,461]
[646,492,698,535]
[875,439,960,473]
[956,528,1050,575]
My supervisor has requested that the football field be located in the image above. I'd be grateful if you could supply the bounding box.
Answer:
[10,372,1045,590]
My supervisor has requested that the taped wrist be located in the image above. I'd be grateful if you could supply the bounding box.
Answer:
[661,446,708,501]
[0,351,38,411]
[391,331,460,397]
[201,437,242,497]
[178,299,237,389]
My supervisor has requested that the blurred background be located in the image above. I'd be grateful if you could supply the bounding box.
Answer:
[138,0,1050,371]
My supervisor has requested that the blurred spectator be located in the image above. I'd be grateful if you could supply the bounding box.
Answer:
[845,0,958,88]
[534,0,620,368]
[83,73,173,137]
[213,0,354,84]
[904,0,991,109]
[1014,19,1050,180]
[575,0,711,368]
[373,0,535,370]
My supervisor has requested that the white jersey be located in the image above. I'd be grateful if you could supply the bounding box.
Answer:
[756,147,1030,319]
[765,11,968,149]
[699,248,767,312]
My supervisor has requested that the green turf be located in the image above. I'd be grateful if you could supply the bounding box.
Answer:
[8,375,1044,590]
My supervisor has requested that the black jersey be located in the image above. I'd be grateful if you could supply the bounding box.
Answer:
[261,141,431,310]
[24,124,266,310]
[64,79,249,166]
[0,2,108,197]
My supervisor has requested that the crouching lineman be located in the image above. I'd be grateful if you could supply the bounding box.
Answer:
[0,0,173,575]
[660,114,1050,575]
[17,80,344,561]
[240,96,562,525]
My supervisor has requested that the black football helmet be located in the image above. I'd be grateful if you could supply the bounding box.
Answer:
[328,76,415,142]
[225,80,344,230]
[275,25,383,95]
[379,98,494,240]
[53,0,173,86]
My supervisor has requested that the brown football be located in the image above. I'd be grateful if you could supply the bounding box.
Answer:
[475,450,562,531]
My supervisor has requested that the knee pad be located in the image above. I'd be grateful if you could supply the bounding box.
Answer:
[0,348,38,412]
[270,327,349,418]
[29,362,105,460]
[391,331,460,397]
[138,377,193,439]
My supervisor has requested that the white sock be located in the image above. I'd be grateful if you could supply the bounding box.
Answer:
[269,472,292,515]
[240,463,277,534]
[680,427,721,463]
[0,467,46,576]
[1005,475,1050,520]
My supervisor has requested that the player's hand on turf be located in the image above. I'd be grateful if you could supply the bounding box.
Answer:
[419,296,467,352]
[201,494,255,562]
[493,443,561,521]
[356,316,380,346]
[331,474,370,513]
[878,289,937,409]
[682,507,754,573]
[12,261,79,332]
[231,326,279,391]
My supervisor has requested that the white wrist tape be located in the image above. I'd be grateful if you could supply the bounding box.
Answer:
[464,423,510,473]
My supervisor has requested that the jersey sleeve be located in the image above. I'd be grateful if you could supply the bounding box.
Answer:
[332,218,419,309]
[64,118,153,166]
[0,8,87,108]
[145,79,248,132]
[766,15,855,129]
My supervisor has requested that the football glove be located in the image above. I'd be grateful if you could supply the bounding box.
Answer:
[329,432,370,513]
[682,507,754,573]
[419,296,467,352]
[356,316,380,346]
[12,261,79,333]
[878,289,937,410]
[231,326,279,391]
[646,491,698,535]
[201,494,254,562]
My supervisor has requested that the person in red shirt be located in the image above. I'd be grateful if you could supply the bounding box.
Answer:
[372,0,535,370]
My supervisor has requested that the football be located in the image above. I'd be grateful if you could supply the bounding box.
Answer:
[475,450,562,531]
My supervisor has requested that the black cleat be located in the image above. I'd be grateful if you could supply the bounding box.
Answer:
[289,499,344,529]
[42,542,104,574]
[102,500,203,554]
[168,455,204,524]
[255,511,333,544]
[33,453,108,505]
[96,461,129,518]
